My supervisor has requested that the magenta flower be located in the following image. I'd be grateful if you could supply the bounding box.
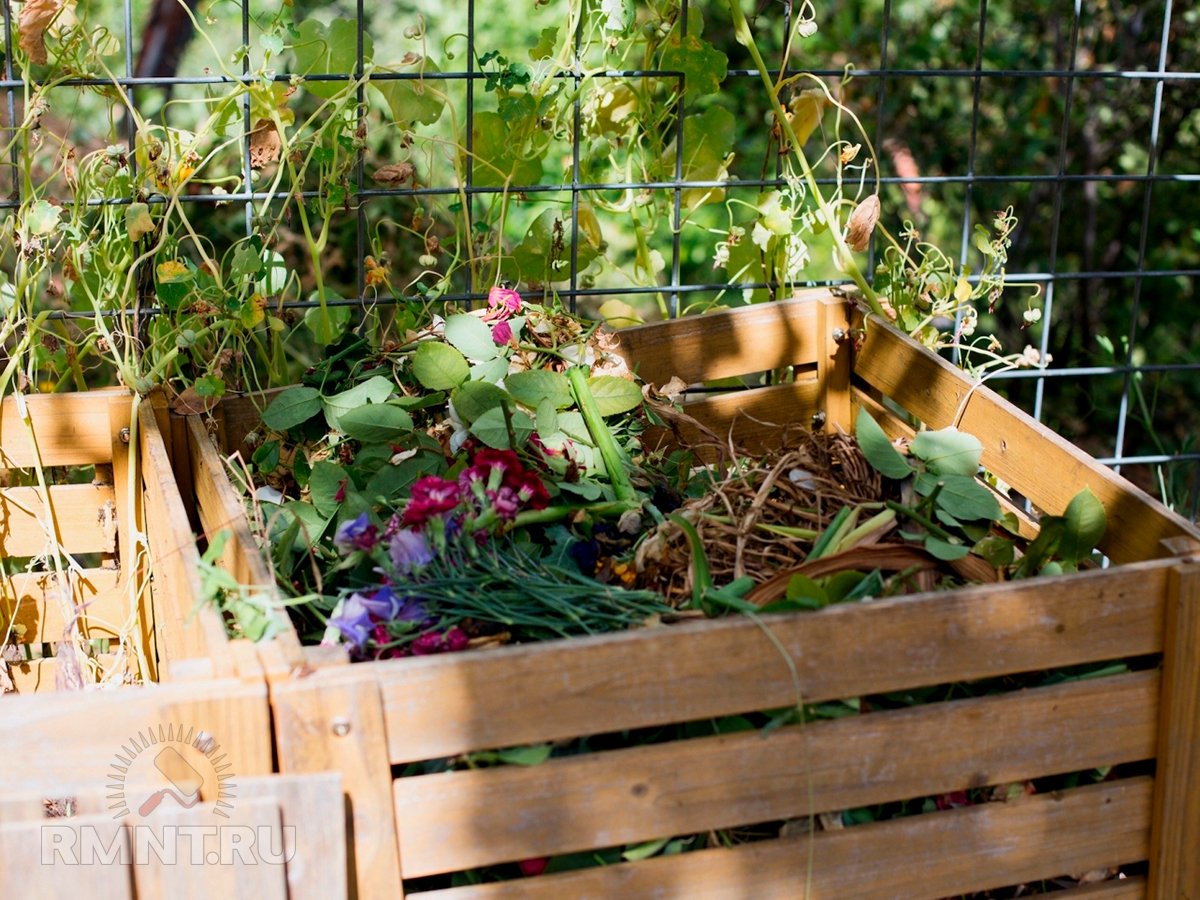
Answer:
[491,319,513,346]
[333,512,379,552]
[411,627,470,655]
[401,476,462,527]
[488,486,521,520]
[389,528,434,573]
[485,285,522,320]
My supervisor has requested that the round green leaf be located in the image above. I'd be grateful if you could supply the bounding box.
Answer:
[338,404,414,443]
[855,408,914,479]
[322,375,396,431]
[915,472,1001,521]
[505,369,573,410]
[911,426,984,476]
[412,341,469,390]
[452,381,508,424]
[586,375,643,416]
[444,313,500,361]
[470,406,533,449]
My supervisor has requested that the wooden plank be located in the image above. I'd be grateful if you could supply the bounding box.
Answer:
[616,290,825,386]
[271,677,404,900]
[0,676,270,785]
[419,778,1152,900]
[393,671,1158,877]
[186,416,304,670]
[238,773,349,900]
[852,387,1041,541]
[356,561,1171,763]
[213,389,286,456]
[0,483,119,557]
[658,380,821,455]
[854,315,1200,563]
[816,295,852,432]
[132,799,289,900]
[138,402,230,678]
[0,388,128,469]
[1148,563,1200,899]
[0,813,134,899]
[1,568,127,643]
[1056,877,1146,898]
[161,683,275,778]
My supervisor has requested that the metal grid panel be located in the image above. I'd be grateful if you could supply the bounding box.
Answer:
[3,0,1196,513]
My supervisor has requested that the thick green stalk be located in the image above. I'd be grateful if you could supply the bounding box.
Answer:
[566,366,638,503]
[725,0,884,317]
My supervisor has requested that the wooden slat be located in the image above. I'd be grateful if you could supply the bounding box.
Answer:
[0,483,119,557]
[0,676,270,784]
[238,773,349,900]
[5,653,119,693]
[393,671,1158,877]
[132,799,289,900]
[664,379,821,454]
[138,402,231,677]
[1056,877,1146,898]
[352,560,1171,763]
[1148,563,1200,898]
[271,676,404,900]
[0,813,134,899]
[418,778,1152,900]
[0,388,128,469]
[2,568,127,643]
[186,416,304,671]
[854,315,1200,563]
[212,389,286,456]
[616,290,825,386]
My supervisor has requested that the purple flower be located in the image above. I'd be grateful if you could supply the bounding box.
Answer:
[329,593,374,648]
[389,528,434,574]
[330,587,427,651]
[333,512,379,552]
[491,319,513,346]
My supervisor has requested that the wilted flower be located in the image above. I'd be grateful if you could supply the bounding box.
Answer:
[491,319,513,345]
[845,193,881,252]
[485,286,522,321]
[333,512,379,552]
[411,627,470,655]
[390,528,434,574]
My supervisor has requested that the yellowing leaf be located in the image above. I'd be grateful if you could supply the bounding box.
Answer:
[788,88,827,146]
[157,260,190,282]
[125,203,155,242]
[954,276,972,303]
[597,300,643,328]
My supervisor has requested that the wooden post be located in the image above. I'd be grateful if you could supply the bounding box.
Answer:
[272,675,404,900]
[1148,562,1200,899]
[816,295,853,434]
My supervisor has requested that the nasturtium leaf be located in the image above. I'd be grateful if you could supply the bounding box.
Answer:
[505,369,573,410]
[451,381,508,424]
[915,472,1001,522]
[663,106,735,210]
[292,19,369,98]
[660,31,727,96]
[586,375,642,416]
[338,404,413,443]
[256,250,289,295]
[509,208,601,285]
[444,313,500,361]
[125,202,155,241]
[412,341,469,390]
[308,462,347,518]
[470,406,534,450]
[529,26,558,60]
[1057,487,1106,567]
[194,375,225,399]
[262,386,322,431]
[374,56,445,126]
[855,408,913,479]
[322,375,396,431]
[924,535,971,561]
[912,426,984,476]
[26,199,62,236]
[467,110,544,189]
[304,303,351,345]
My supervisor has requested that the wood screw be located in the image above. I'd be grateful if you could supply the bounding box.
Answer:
[331,717,352,737]
[119,428,131,443]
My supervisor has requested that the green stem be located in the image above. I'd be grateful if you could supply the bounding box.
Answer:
[511,501,634,528]
[566,366,638,503]
[725,0,883,316]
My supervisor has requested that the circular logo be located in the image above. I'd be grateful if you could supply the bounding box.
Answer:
[106,723,236,820]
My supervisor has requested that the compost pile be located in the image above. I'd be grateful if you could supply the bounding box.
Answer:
[237,288,1104,659]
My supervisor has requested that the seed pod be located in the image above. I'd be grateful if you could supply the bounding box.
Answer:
[845,193,881,252]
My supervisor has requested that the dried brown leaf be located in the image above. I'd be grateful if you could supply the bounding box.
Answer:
[373,162,415,186]
[248,118,282,169]
[19,0,62,65]
[845,193,881,252]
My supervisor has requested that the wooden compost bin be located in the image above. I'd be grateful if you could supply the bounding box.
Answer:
[187,292,1200,900]
[0,388,285,894]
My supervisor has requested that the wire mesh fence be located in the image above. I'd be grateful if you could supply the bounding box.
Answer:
[2,0,1196,515]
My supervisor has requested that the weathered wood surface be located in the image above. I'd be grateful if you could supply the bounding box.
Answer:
[854,316,1200,563]
[0,483,119,557]
[0,388,128,468]
[2,568,126,643]
[328,560,1170,763]
[417,778,1152,900]
[1148,563,1200,899]
[393,672,1157,877]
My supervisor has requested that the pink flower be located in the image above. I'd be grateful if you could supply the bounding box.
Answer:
[491,319,513,346]
[519,858,550,877]
[485,285,522,321]
[411,627,470,655]
[488,486,522,520]
[401,476,462,528]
